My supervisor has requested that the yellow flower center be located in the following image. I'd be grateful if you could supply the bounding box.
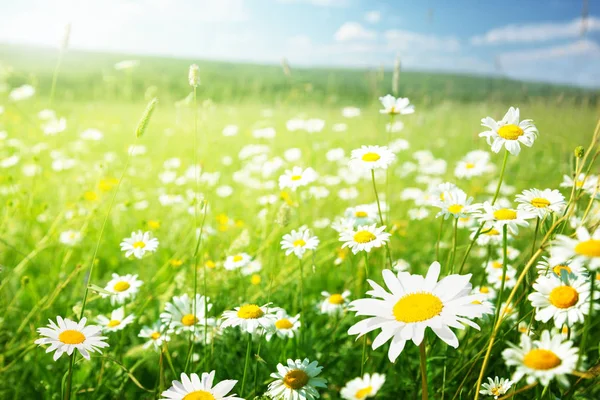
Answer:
[182,390,216,400]
[113,281,130,292]
[523,349,562,370]
[107,320,121,327]
[133,241,146,249]
[575,240,600,257]
[361,152,381,162]
[393,292,443,323]
[237,304,264,319]
[484,228,500,236]
[58,330,86,344]
[328,294,345,304]
[465,162,475,169]
[275,318,294,329]
[251,274,261,285]
[530,198,550,208]
[283,369,309,389]
[575,180,584,188]
[355,211,368,218]
[493,209,517,220]
[293,239,306,247]
[354,231,376,243]
[552,265,572,276]
[151,332,161,340]
[549,286,579,309]
[233,255,243,262]
[355,386,373,399]
[497,124,524,140]
[291,175,302,181]
[480,286,490,294]
[491,387,501,396]
[492,261,502,269]
[181,314,198,326]
[205,260,215,269]
[448,204,464,214]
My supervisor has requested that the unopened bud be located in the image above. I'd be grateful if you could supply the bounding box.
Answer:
[276,203,292,227]
[574,146,584,158]
[188,64,200,87]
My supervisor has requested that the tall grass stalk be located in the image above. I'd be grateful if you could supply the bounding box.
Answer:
[371,170,393,269]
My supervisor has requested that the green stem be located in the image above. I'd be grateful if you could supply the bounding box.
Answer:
[240,334,252,396]
[493,225,509,325]
[436,218,444,261]
[361,251,369,376]
[491,150,509,205]
[298,257,304,347]
[49,50,64,107]
[449,218,458,274]
[64,353,74,400]
[419,340,429,400]
[577,272,595,369]
[457,223,484,274]
[371,170,394,269]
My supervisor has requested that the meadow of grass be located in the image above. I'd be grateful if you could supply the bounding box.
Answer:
[0,46,599,400]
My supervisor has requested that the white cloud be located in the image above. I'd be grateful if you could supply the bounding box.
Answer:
[334,22,376,42]
[384,29,460,52]
[498,39,600,63]
[471,16,600,45]
[364,11,381,24]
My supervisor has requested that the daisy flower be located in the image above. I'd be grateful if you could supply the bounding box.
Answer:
[120,230,159,259]
[434,188,475,220]
[552,226,600,271]
[349,145,395,171]
[560,173,598,194]
[528,274,597,328]
[265,358,327,400]
[97,307,135,333]
[160,294,213,334]
[266,308,301,341]
[278,166,317,191]
[280,228,319,258]
[139,321,173,350]
[101,273,143,305]
[223,253,252,271]
[479,107,538,156]
[378,95,414,115]
[502,330,578,386]
[472,224,503,246]
[160,371,241,400]
[487,266,517,290]
[454,150,492,179]
[59,230,82,246]
[340,224,391,254]
[473,285,497,301]
[221,303,276,334]
[35,316,108,361]
[344,204,378,227]
[479,376,512,399]
[340,373,385,400]
[320,290,351,315]
[477,202,531,234]
[535,256,582,277]
[515,188,566,219]
[348,262,492,362]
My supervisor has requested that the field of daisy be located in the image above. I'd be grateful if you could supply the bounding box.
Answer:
[1,46,600,400]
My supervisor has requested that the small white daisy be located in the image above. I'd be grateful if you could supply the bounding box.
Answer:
[160,294,214,334]
[320,290,351,315]
[97,307,135,333]
[515,188,566,219]
[472,225,503,246]
[221,303,276,334]
[349,145,395,171]
[266,358,327,400]
[378,94,414,115]
[479,376,512,399]
[101,273,143,305]
[35,316,109,361]
[120,230,159,259]
[487,265,517,290]
[477,202,531,234]
[560,173,598,194]
[535,256,582,277]
[340,373,386,400]
[502,330,578,386]
[340,224,391,254]
[280,228,319,258]
[224,253,252,271]
[528,274,598,328]
[434,188,475,220]
[266,308,301,341]
[479,107,538,156]
[138,321,173,351]
[160,370,241,400]
[278,166,318,191]
[552,226,600,271]
[59,230,82,246]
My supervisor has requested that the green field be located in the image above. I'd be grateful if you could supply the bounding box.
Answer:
[0,45,599,399]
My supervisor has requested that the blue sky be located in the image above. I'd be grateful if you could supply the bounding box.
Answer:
[1,0,599,87]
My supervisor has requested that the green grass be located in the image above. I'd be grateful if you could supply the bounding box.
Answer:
[0,46,599,399]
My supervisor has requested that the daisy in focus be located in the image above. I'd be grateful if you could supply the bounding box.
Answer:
[139,321,172,350]
[101,273,143,305]
[35,316,108,361]
[515,188,565,218]
[339,224,391,254]
[160,294,213,334]
[378,94,414,115]
[97,307,135,333]
[265,358,327,400]
[349,145,395,171]
[221,303,276,334]
[320,290,351,315]
[280,228,319,258]
[278,166,318,191]
[266,308,301,341]
[160,371,241,400]
[479,107,538,156]
[348,262,492,362]
[552,226,600,271]
[479,376,512,399]
[528,274,597,328]
[502,330,578,386]
[120,230,159,259]
[477,202,531,234]
[340,373,385,400]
